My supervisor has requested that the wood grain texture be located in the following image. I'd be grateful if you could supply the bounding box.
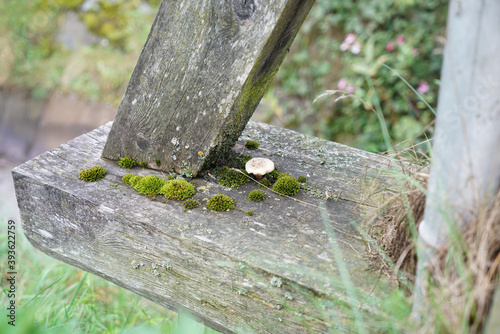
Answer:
[14,121,396,333]
[102,0,315,176]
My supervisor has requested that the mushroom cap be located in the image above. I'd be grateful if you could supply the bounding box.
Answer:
[245,158,275,178]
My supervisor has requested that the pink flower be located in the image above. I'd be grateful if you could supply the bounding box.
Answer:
[386,41,395,52]
[346,84,355,93]
[411,48,419,56]
[337,78,347,90]
[417,82,429,94]
[344,33,356,45]
[341,33,357,52]
[340,42,350,51]
[350,42,361,54]
[396,35,405,45]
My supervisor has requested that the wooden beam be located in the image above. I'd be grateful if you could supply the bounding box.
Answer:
[14,121,395,333]
[102,0,315,176]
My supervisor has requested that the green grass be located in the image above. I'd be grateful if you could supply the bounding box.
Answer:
[0,216,220,334]
[310,66,498,333]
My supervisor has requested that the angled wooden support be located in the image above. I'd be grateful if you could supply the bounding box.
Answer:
[14,121,395,333]
[102,0,315,176]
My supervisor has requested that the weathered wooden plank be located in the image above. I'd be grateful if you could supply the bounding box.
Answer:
[101,0,315,176]
[14,121,395,333]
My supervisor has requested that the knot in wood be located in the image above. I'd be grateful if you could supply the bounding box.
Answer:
[233,0,257,23]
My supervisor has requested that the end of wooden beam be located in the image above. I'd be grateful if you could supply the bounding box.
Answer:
[14,121,396,333]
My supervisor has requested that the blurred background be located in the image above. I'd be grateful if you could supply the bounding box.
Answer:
[0,0,447,332]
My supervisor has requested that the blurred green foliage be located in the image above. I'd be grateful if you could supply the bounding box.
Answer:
[1,0,63,99]
[0,0,447,152]
[0,0,159,103]
[266,0,447,152]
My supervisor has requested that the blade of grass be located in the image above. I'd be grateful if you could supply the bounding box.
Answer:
[19,275,65,310]
[380,63,437,115]
[65,272,88,319]
[365,75,393,152]
[120,298,139,334]
[320,203,367,334]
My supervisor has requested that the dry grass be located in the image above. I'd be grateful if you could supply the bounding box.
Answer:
[372,182,426,282]
[368,146,500,333]
[368,145,429,284]
[423,190,500,333]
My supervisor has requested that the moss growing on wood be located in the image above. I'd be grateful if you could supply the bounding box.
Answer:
[248,189,265,202]
[122,173,134,184]
[273,175,300,196]
[244,140,260,150]
[245,210,253,216]
[269,168,280,179]
[182,199,199,212]
[128,175,143,187]
[277,173,290,179]
[133,175,167,197]
[297,176,307,183]
[212,152,252,170]
[78,165,106,182]
[139,161,148,168]
[155,158,161,166]
[118,157,137,169]
[207,194,235,212]
[213,166,249,189]
[160,180,195,200]
[258,178,272,188]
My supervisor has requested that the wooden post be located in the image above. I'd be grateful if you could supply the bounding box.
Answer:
[414,0,500,315]
[102,0,315,176]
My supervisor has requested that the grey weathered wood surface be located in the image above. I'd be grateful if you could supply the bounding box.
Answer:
[102,0,315,176]
[14,121,395,333]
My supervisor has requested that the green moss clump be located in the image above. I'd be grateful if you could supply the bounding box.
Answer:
[258,178,272,188]
[214,166,250,189]
[160,180,195,200]
[245,211,253,216]
[272,175,300,196]
[133,175,167,197]
[248,189,265,202]
[155,158,161,166]
[277,172,290,179]
[122,173,134,184]
[297,176,307,183]
[207,194,235,212]
[167,175,175,181]
[182,199,199,212]
[118,157,136,169]
[214,153,252,170]
[269,169,280,179]
[139,161,148,168]
[245,140,260,150]
[128,175,143,187]
[78,165,106,182]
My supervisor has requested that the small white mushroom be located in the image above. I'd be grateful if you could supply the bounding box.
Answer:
[245,158,275,179]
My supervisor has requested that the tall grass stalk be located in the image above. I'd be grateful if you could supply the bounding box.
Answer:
[319,205,367,334]
[380,63,437,116]
[365,75,393,152]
